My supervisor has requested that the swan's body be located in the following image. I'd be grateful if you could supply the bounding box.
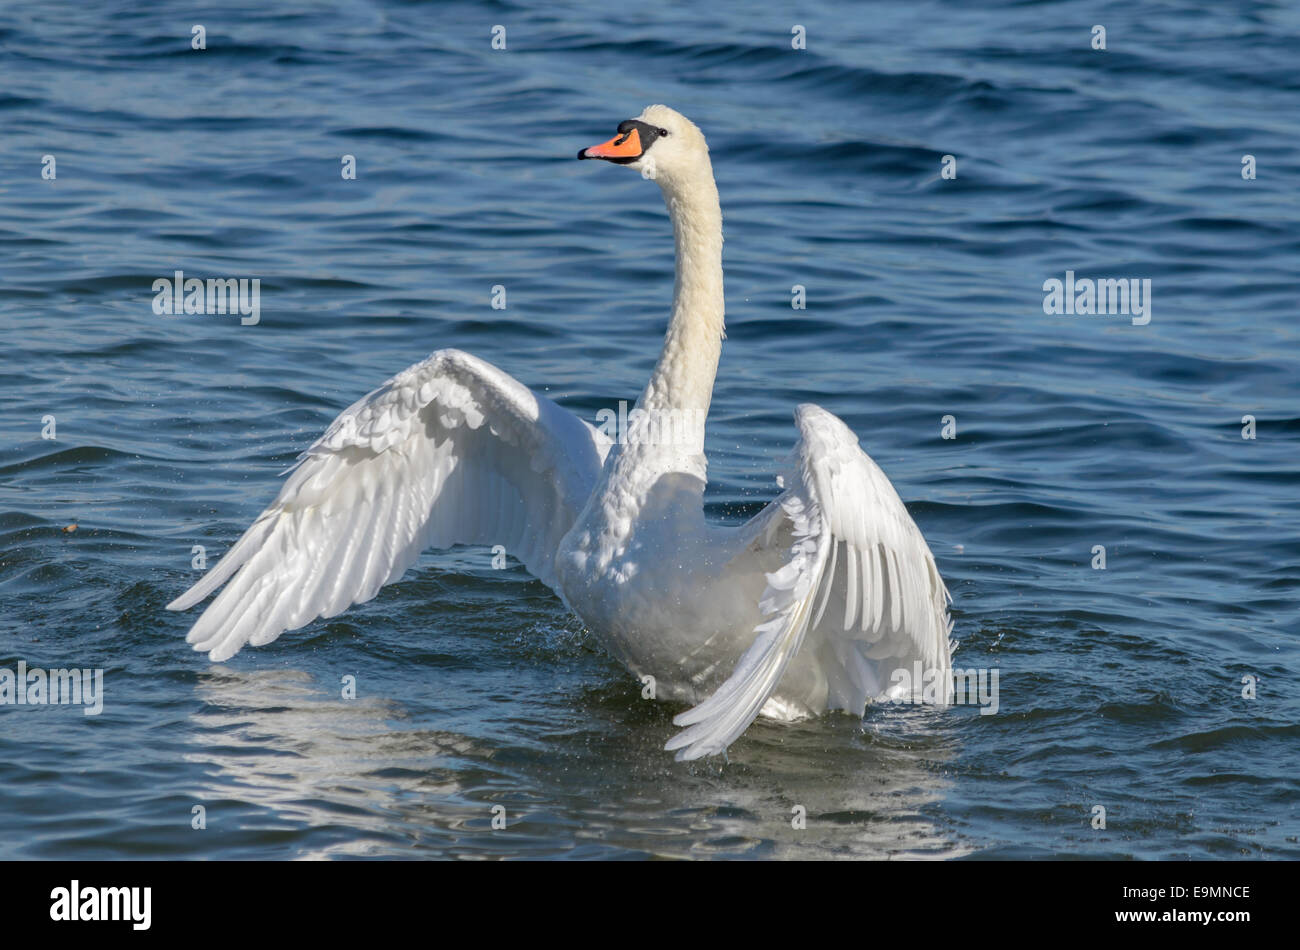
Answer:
[169,106,954,760]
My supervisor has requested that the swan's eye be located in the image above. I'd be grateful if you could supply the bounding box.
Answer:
[657,128,669,137]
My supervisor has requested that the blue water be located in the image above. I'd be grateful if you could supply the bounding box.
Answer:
[1,0,1297,859]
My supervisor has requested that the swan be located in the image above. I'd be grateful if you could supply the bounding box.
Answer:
[168,105,954,761]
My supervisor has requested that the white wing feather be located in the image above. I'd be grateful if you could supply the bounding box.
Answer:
[666,403,953,760]
[168,348,611,661]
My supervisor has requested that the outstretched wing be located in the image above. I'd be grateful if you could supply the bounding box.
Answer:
[666,403,953,761]
[168,348,611,662]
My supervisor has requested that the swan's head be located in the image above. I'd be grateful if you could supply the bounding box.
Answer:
[577,104,709,189]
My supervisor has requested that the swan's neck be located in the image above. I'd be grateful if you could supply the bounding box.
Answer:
[635,165,724,454]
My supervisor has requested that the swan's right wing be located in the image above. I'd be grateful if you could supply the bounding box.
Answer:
[665,404,953,761]
[168,348,611,661]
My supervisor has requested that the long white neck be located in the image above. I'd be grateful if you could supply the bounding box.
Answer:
[634,161,725,456]
[571,153,725,562]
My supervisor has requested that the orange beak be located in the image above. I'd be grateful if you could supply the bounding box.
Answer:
[578,127,643,162]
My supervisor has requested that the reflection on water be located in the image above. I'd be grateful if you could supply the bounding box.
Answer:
[189,667,966,859]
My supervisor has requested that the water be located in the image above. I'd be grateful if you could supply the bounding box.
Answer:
[1,0,1297,859]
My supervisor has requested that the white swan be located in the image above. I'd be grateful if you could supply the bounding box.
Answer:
[169,105,954,761]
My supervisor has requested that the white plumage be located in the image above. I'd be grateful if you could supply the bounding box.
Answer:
[170,105,953,760]
[170,349,610,660]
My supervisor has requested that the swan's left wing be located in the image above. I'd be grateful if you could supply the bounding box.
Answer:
[168,348,611,662]
[665,404,953,761]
